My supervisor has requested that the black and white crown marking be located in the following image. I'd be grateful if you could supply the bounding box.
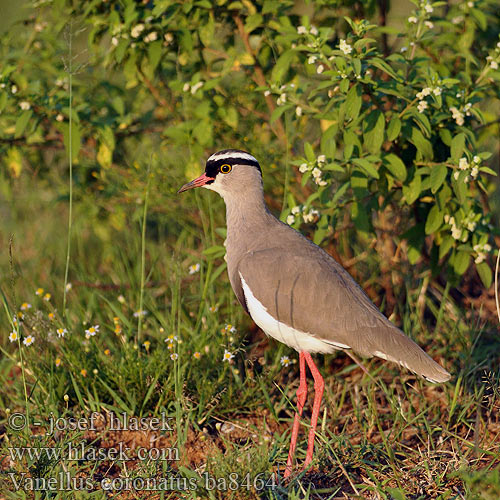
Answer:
[205,149,261,179]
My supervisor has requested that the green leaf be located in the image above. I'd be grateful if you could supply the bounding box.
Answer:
[425,204,443,235]
[403,174,422,204]
[386,116,401,142]
[370,57,401,81]
[352,158,379,179]
[15,110,32,138]
[452,251,470,275]
[450,133,465,161]
[410,127,433,159]
[439,235,454,259]
[476,262,492,288]
[363,110,385,154]
[147,41,163,72]
[271,50,295,83]
[429,164,447,193]
[345,84,362,121]
[383,153,407,181]
[304,142,315,163]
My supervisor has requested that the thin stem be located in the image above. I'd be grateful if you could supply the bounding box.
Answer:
[63,26,73,318]
[137,161,152,350]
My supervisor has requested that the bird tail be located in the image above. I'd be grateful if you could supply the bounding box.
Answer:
[357,324,451,383]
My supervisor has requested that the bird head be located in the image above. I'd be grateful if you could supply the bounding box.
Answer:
[177,149,262,198]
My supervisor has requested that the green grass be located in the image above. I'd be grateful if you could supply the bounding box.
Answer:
[1,159,499,499]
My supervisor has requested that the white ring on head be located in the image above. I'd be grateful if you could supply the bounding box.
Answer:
[207,151,258,164]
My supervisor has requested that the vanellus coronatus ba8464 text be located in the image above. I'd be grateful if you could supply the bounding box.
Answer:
[178,149,451,478]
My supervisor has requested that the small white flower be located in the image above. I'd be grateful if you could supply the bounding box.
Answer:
[425,21,434,29]
[23,335,35,346]
[316,64,324,74]
[133,310,147,318]
[484,244,492,252]
[183,83,190,92]
[191,82,204,94]
[417,100,428,113]
[65,283,72,291]
[189,263,200,275]
[475,254,486,264]
[452,16,463,24]
[131,24,145,38]
[164,33,174,43]
[467,0,474,6]
[299,163,309,173]
[264,90,271,97]
[56,113,64,122]
[433,87,442,96]
[307,55,317,64]
[408,16,418,24]
[467,221,477,231]
[222,349,235,362]
[473,155,480,164]
[339,39,352,55]
[19,101,31,110]
[471,166,479,178]
[286,215,295,225]
[280,356,291,367]
[111,36,119,46]
[20,303,32,311]
[57,328,67,338]
[453,171,460,180]
[317,179,327,187]
[458,157,469,170]
[9,331,18,342]
[297,26,307,35]
[312,167,322,179]
[450,106,464,126]
[317,155,326,164]
[490,61,499,70]
[291,206,301,215]
[309,26,318,36]
[11,85,17,94]
[276,93,287,105]
[144,31,158,43]
[85,325,100,338]
[295,106,302,117]
[400,46,408,53]
[209,305,219,313]
[424,3,433,13]
[170,353,178,361]
[451,225,462,240]
[165,334,178,344]
[416,87,432,99]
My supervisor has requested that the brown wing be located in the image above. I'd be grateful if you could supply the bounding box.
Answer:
[237,245,450,383]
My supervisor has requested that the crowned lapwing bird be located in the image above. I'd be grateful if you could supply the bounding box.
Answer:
[178,149,450,477]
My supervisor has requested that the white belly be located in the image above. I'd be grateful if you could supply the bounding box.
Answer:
[239,274,348,353]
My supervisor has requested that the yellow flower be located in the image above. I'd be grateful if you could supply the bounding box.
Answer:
[193,352,201,359]
[9,331,18,342]
[35,288,44,296]
[55,357,61,367]
[43,293,51,301]
[80,369,87,377]
[114,325,122,334]
[113,317,120,324]
[20,303,32,311]
[48,312,55,321]
[143,340,151,350]
[170,353,178,361]
[104,349,111,356]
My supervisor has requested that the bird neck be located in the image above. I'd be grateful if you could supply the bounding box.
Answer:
[223,187,271,249]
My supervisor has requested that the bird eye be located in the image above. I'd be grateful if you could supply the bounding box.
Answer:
[220,164,232,174]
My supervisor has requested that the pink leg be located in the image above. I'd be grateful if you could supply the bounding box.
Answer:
[303,352,324,470]
[284,352,307,478]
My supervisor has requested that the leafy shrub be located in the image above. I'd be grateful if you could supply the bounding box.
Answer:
[1,0,498,287]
